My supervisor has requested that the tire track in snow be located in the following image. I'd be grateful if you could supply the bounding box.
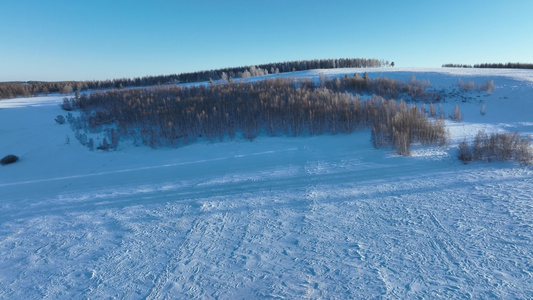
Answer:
[1,160,430,222]
[3,148,533,298]
[0,148,298,188]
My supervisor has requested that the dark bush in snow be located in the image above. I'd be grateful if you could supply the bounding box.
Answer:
[61,98,73,111]
[97,138,110,151]
[1,154,19,165]
[459,130,533,165]
[457,140,473,164]
[55,115,66,124]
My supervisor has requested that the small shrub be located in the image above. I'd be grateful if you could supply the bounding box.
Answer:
[458,79,475,91]
[516,138,533,165]
[457,140,473,164]
[97,138,110,151]
[478,80,496,94]
[428,103,437,118]
[1,154,19,165]
[55,115,66,124]
[472,130,488,160]
[75,132,88,146]
[61,98,72,111]
[449,104,463,122]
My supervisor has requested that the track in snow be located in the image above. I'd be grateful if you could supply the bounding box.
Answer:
[1,139,532,298]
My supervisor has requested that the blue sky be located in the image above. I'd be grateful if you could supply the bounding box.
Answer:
[1,0,532,81]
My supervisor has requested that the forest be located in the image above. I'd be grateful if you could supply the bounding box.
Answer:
[62,74,447,156]
[0,58,390,100]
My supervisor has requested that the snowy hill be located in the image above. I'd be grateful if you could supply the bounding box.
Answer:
[1,68,532,298]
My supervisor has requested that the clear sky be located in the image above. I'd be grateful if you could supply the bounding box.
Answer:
[1,0,532,81]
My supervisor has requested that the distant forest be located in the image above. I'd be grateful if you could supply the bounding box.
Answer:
[0,58,391,100]
[62,74,447,156]
[442,62,533,69]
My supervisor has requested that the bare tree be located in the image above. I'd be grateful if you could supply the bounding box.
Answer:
[429,103,436,118]
[450,104,463,122]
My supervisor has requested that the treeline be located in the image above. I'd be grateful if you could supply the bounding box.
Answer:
[474,63,533,69]
[63,76,447,155]
[175,58,391,83]
[458,130,532,165]
[0,58,390,100]
[442,63,533,69]
[0,81,81,99]
[442,64,473,68]
[0,75,180,100]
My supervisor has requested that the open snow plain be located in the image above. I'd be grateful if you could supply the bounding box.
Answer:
[1,68,532,299]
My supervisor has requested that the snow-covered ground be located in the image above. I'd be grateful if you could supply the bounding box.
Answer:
[1,68,532,299]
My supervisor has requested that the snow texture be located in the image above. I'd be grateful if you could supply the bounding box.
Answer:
[1,68,532,299]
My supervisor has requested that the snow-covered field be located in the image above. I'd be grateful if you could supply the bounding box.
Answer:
[1,68,532,299]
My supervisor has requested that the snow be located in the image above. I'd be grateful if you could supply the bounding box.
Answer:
[1,68,532,299]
